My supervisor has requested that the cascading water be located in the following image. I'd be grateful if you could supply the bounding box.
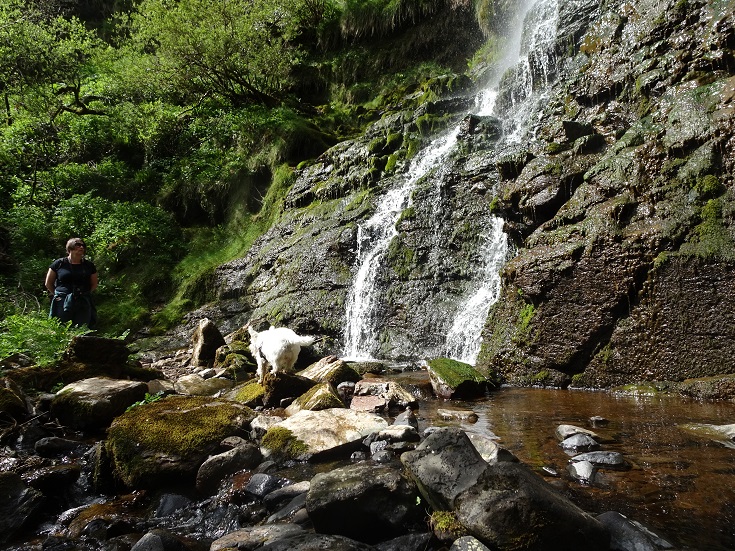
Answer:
[444,216,508,363]
[443,0,560,363]
[343,0,561,362]
[343,129,460,360]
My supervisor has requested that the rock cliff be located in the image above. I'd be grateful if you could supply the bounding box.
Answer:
[201,0,735,388]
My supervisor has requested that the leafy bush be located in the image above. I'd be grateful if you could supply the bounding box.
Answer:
[53,193,183,270]
[0,313,91,367]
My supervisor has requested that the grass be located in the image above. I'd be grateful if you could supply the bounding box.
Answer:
[150,164,297,332]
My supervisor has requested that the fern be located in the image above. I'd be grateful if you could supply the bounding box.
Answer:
[0,313,91,367]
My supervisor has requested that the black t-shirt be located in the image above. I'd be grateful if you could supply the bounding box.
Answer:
[49,257,97,294]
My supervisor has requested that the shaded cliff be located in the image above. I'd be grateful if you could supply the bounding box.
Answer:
[198,0,735,388]
[477,0,735,387]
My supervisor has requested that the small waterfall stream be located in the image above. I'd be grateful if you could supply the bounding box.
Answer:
[343,128,460,359]
[343,0,561,362]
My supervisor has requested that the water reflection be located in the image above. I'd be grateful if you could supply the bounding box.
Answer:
[392,374,735,550]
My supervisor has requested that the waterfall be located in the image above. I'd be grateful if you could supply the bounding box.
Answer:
[444,217,508,363]
[343,0,561,362]
[343,129,460,360]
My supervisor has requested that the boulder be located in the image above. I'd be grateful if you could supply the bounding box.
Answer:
[298,356,361,386]
[350,394,389,412]
[65,335,132,365]
[466,432,518,464]
[306,463,423,543]
[50,377,148,431]
[210,524,304,551]
[130,529,188,551]
[256,532,374,551]
[243,473,288,499]
[401,427,488,511]
[105,395,254,488]
[571,451,630,470]
[596,511,673,551]
[225,379,266,408]
[0,472,45,544]
[260,408,388,461]
[263,481,311,510]
[262,372,316,408]
[437,408,479,422]
[455,462,609,551]
[567,459,596,484]
[285,382,344,415]
[560,433,600,452]
[678,423,735,445]
[393,407,419,430]
[195,442,262,495]
[450,536,492,551]
[353,379,418,410]
[173,373,234,396]
[555,424,602,441]
[0,378,30,419]
[426,358,489,399]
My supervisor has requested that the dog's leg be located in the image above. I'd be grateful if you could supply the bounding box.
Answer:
[254,351,266,385]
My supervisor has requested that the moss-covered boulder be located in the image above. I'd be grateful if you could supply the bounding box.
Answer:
[224,379,265,408]
[262,371,316,408]
[426,358,490,399]
[285,382,344,415]
[105,395,255,489]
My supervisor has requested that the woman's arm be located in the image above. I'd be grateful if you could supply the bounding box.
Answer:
[45,268,57,294]
[90,272,98,292]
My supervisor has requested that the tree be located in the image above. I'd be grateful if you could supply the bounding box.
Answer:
[0,0,104,125]
[127,0,303,107]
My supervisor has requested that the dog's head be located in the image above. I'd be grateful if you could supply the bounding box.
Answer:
[245,323,259,341]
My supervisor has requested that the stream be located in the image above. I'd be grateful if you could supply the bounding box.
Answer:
[391,370,735,551]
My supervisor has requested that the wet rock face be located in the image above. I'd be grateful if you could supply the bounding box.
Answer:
[478,0,735,387]
[176,0,734,387]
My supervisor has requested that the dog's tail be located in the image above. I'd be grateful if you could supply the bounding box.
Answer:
[293,335,316,347]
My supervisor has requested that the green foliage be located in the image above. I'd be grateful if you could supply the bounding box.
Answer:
[126,391,165,412]
[0,312,91,367]
[680,198,735,260]
[0,0,487,337]
[340,0,442,39]
[126,0,302,106]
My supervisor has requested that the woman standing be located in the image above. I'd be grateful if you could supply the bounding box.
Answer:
[45,238,98,328]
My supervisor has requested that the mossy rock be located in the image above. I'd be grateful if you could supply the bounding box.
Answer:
[105,395,254,489]
[5,360,160,394]
[261,426,309,462]
[51,377,149,431]
[225,379,265,408]
[426,357,490,399]
[285,382,344,415]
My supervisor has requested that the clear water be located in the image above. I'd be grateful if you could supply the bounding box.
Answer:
[393,372,735,551]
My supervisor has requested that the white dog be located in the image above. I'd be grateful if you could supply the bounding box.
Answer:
[247,325,315,384]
